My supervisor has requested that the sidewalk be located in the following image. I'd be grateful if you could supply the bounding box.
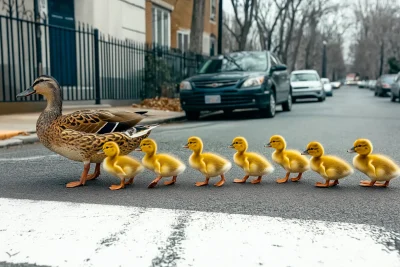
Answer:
[0,106,186,148]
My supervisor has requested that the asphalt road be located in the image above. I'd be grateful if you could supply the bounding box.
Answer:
[1,85,400,234]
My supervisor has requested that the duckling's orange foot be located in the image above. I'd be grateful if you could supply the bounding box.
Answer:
[329,180,339,187]
[214,175,226,187]
[124,178,134,185]
[315,181,330,188]
[164,176,177,186]
[195,181,209,186]
[66,181,84,188]
[109,184,125,190]
[276,177,289,184]
[374,181,389,187]
[250,176,262,184]
[360,180,376,187]
[291,173,303,182]
[234,175,249,183]
[148,176,162,188]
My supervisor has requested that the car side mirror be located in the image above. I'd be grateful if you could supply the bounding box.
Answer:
[270,64,287,73]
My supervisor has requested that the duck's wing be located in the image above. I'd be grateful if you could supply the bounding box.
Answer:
[57,110,148,134]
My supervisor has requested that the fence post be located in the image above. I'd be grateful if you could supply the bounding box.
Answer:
[93,28,101,104]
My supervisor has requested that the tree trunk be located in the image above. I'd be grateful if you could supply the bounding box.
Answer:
[379,41,384,76]
[189,0,206,54]
[290,16,306,71]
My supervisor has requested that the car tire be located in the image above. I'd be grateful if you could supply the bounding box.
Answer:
[260,93,276,118]
[391,94,396,102]
[185,111,200,120]
[317,96,325,102]
[281,92,292,112]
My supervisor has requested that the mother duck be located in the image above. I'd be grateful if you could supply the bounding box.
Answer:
[17,75,158,188]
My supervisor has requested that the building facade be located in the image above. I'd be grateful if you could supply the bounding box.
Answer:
[145,0,219,56]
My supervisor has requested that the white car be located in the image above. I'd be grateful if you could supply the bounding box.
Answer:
[290,70,325,102]
[321,78,333,96]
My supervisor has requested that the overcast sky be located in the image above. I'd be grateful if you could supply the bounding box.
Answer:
[222,0,354,63]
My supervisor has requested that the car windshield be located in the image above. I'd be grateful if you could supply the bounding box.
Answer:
[381,75,396,83]
[291,73,319,82]
[198,51,268,73]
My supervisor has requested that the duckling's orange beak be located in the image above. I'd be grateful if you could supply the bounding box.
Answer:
[97,150,104,155]
[183,144,189,149]
[301,149,309,155]
[134,147,142,151]
[228,144,234,148]
[347,146,356,153]
[265,142,272,148]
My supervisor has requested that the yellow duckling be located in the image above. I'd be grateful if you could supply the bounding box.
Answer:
[301,141,353,187]
[229,136,274,184]
[347,138,400,187]
[136,138,186,188]
[265,135,310,183]
[99,141,144,190]
[184,136,232,187]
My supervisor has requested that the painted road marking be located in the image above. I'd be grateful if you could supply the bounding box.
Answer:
[0,155,59,162]
[0,198,399,267]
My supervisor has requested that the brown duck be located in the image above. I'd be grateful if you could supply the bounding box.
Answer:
[17,75,158,188]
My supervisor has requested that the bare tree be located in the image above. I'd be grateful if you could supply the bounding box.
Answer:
[224,0,257,51]
[189,0,206,54]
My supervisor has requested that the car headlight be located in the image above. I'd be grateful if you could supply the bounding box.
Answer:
[241,76,265,88]
[180,81,192,90]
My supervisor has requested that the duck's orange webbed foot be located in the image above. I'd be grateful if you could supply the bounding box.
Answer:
[315,180,330,188]
[360,180,376,187]
[164,176,177,186]
[276,172,290,184]
[148,176,162,188]
[109,180,125,190]
[87,163,101,180]
[125,177,134,185]
[234,175,249,183]
[251,176,262,184]
[66,163,90,188]
[195,177,210,187]
[291,172,303,182]
[214,174,226,187]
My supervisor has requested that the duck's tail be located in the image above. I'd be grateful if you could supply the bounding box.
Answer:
[124,124,159,138]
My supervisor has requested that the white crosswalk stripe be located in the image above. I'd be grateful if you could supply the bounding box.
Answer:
[0,198,399,267]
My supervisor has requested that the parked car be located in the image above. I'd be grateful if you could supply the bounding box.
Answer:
[178,51,292,120]
[358,80,368,88]
[290,70,325,102]
[321,78,333,96]
[375,74,397,97]
[390,72,400,102]
[368,80,376,90]
[330,80,341,89]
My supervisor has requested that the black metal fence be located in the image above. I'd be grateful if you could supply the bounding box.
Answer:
[0,14,208,103]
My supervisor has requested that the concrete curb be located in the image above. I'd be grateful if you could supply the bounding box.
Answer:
[0,115,186,149]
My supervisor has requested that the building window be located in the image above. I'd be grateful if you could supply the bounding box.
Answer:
[210,0,216,21]
[210,35,216,56]
[178,32,190,52]
[152,6,170,47]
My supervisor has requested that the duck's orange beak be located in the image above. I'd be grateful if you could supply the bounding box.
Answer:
[228,144,234,148]
[265,142,272,148]
[134,147,142,151]
[183,144,189,149]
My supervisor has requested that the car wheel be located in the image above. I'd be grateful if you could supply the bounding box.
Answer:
[185,111,200,120]
[391,94,396,102]
[282,92,292,111]
[317,96,325,102]
[260,93,276,118]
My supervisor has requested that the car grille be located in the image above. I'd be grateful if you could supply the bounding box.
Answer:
[183,94,254,105]
[193,80,239,89]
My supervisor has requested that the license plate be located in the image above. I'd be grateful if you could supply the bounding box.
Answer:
[205,95,221,104]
